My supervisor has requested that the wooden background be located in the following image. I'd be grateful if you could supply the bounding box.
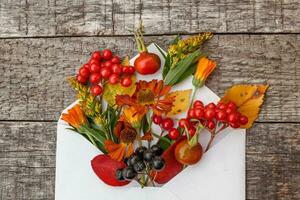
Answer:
[0,0,299,199]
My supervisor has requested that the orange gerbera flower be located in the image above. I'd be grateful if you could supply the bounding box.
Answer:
[120,105,147,128]
[61,104,87,129]
[116,80,176,115]
[192,57,217,88]
[104,121,136,161]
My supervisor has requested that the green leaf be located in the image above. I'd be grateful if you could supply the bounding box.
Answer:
[162,54,171,79]
[154,43,166,59]
[173,63,197,85]
[170,35,181,45]
[163,49,204,86]
[157,136,172,151]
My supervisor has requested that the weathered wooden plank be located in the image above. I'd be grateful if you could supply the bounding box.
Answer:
[0,122,299,200]
[0,0,299,37]
[0,34,299,121]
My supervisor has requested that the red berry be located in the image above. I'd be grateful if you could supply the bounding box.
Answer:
[194,108,204,119]
[178,118,190,129]
[161,118,174,130]
[193,100,204,108]
[111,56,120,64]
[92,51,101,61]
[108,74,119,84]
[111,64,122,75]
[76,75,87,84]
[152,115,163,125]
[225,107,234,115]
[227,102,237,110]
[90,85,103,96]
[89,73,102,84]
[239,115,248,125]
[100,67,111,79]
[206,120,215,130]
[230,122,240,128]
[187,108,196,119]
[90,63,101,73]
[79,67,90,78]
[204,108,215,120]
[102,49,113,60]
[215,110,227,121]
[206,103,216,109]
[227,113,239,123]
[168,128,180,140]
[89,59,100,66]
[83,64,90,70]
[120,77,132,87]
[217,102,227,110]
[128,66,135,75]
[188,127,196,137]
[122,66,131,74]
[103,60,113,68]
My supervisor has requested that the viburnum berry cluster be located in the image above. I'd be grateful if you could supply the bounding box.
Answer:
[116,145,165,186]
[76,49,135,96]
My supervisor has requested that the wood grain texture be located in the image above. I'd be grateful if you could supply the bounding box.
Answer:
[0,122,299,199]
[0,34,299,121]
[0,0,300,37]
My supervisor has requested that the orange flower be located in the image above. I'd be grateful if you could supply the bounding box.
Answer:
[116,80,176,115]
[120,105,146,128]
[105,122,137,161]
[192,57,217,88]
[61,104,87,129]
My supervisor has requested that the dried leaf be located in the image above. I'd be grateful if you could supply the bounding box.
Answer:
[167,89,192,116]
[103,76,136,106]
[220,84,269,128]
[122,56,130,66]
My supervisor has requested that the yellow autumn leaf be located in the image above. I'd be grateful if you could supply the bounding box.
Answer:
[167,89,192,116]
[220,84,269,128]
[103,76,136,106]
[122,56,130,66]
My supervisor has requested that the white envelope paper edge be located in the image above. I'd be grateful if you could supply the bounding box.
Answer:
[55,43,245,200]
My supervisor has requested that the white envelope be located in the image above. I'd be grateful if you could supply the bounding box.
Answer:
[55,43,246,200]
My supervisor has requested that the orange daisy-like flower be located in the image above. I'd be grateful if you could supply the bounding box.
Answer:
[192,57,217,88]
[61,104,87,129]
[104,121,137,161]
[116,80,176,115]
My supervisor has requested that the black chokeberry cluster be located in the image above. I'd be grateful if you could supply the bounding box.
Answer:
[115,145,165,181]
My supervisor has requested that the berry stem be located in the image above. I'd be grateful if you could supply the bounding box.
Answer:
[205,123,228,152]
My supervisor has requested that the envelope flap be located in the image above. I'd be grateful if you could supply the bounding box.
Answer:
[163,129,246,200]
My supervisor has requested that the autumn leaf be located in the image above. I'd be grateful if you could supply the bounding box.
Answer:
[220,84,269,128]
[103,76,136,106]
[167,89,192,116]
[122,56,130,66]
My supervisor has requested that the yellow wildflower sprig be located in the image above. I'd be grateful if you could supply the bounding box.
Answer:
[68,77,104,125]
[168,32,213,69]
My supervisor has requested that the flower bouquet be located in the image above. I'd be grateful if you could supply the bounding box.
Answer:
[56,27,268,200]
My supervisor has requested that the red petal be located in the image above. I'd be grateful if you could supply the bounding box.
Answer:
[154,137,185,184]
[91,154,130,186]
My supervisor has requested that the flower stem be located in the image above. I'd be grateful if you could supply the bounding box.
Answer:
[189,86,198,109]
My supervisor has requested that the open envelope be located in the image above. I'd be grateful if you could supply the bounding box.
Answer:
[55,43,246,200]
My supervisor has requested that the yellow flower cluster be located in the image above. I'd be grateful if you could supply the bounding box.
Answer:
[168,32,213,68]
[68,77,104,125]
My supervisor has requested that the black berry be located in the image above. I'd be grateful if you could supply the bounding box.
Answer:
[128,154,141,166]
[115,169,125,181]
[143,149,154,162]
[135,146,147,159]
[150,145,163,156]
[152,157,165,171]
[133,161,146,172]
[122,167,137,180]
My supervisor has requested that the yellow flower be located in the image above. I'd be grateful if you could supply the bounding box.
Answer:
[61,104,88,129]
[121,106,147,129]
[192,57,217,88]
